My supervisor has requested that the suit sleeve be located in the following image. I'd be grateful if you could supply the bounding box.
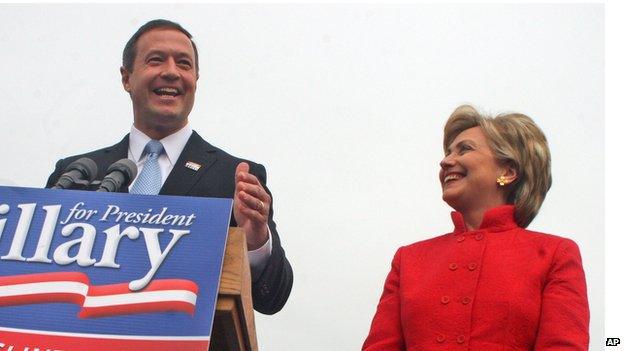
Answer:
[533,239,589,350]
[45,159,66,188]
[362,247,405,351]
[248,163,293,315]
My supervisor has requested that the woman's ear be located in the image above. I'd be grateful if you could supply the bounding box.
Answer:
[500,164,518,185]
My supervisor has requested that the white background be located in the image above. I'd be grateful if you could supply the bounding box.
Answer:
[0,4,605,350]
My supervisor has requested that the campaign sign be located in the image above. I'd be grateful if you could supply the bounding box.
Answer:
[0,185,232,351]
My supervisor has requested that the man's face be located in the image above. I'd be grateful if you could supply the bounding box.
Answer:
[121,28,198,139]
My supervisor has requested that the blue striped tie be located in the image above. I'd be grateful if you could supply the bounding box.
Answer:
[130,140,164,195]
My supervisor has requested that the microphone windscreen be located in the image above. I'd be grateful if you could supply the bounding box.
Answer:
[106,158,138,183]
[66,157,98,182]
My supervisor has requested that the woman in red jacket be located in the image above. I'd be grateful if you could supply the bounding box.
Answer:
[362,105,589,350]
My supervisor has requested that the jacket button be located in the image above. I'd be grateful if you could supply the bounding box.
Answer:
[441,296,450,304]
[468,262,477,271]
[436,335,445,343]
[457,335,465,344]
[475,233,484,240]
[456,236,466,242]
[449,263,458,271]
[461,297,471,305]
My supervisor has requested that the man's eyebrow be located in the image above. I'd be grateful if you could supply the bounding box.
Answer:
[144,49,192,58]
[175,52,193,60]
[145,49,165,56]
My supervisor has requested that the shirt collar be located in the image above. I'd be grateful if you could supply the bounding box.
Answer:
[451,205,518,234]
[128,124,193,166]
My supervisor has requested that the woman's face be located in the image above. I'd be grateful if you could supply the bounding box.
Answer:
[439,126,509,212]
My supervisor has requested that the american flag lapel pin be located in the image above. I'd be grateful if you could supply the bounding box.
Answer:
[185,161,202,171]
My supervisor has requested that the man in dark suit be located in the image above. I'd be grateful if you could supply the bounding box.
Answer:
[46,19,292,314]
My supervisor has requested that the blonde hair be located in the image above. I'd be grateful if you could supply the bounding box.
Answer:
[443,105,552,227]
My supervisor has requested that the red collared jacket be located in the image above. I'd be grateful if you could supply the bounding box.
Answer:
[363,206,589,350]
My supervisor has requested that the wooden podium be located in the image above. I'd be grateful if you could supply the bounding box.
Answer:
[209,228,258,351]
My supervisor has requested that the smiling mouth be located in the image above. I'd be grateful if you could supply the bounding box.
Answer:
[153,87,181,97]
[443,173,464,183]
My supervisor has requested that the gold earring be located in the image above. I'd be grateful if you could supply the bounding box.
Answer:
[496,176,506,186]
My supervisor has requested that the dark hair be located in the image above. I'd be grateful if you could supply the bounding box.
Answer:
[122,19,199,73]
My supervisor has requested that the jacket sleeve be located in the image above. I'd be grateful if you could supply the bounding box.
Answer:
[362,247,405,351]
[45,159,66,188]
[533,239,589,350]
[249,163,293,315]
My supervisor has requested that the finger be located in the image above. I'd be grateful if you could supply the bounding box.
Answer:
[236,162,250,175]
[236,203,267,224]
[235,199,268,227]
[237,182,271,202]
[236,170,262,186]
[238,191,270,214]
[235,162,255,183]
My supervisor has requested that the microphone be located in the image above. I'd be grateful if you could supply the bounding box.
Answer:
[96,159,138,192]
[52,157,98,189]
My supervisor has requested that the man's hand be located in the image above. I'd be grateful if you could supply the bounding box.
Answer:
[233,162,271,251]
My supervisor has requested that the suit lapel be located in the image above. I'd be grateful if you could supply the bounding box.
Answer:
[159,131,218,196]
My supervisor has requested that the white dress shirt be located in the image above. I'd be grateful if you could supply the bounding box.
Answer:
[128,124,271,271]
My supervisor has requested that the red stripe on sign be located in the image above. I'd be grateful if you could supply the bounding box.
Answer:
[0,329,209,351]
[0,272,199,318]
[80,301,197,318]
[0,272,89,285]
[88,279,199,296]
[0,292,85,306]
